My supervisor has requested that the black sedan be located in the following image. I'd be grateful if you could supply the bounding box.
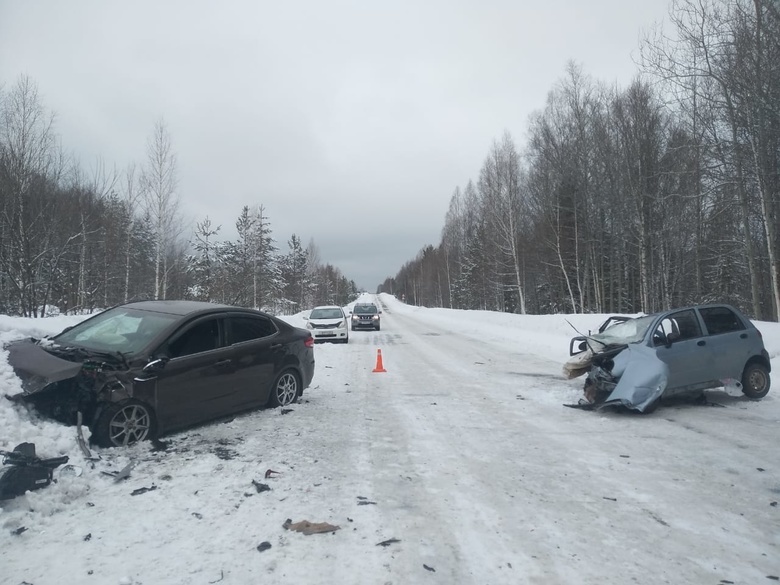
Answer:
[6,300,315,447]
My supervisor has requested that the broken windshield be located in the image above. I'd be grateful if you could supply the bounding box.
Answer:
[590,315,655,346]
[54,307,178,354]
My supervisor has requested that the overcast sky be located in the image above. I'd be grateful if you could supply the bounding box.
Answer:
[0,1,670,291]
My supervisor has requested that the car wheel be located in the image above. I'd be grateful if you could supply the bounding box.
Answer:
[268,370,300,407]
[93,399,157,448]
[741,362,770,399]
[376,324,381,331]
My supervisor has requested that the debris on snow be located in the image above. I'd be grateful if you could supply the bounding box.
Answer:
[130,485,157,496]
[423,564,436,572]
[283,519,340,535]
[256,541,272,552]
[252,480,271,493]
[265,469,282,479]
[376,538,400,547]
[102,461,135,482]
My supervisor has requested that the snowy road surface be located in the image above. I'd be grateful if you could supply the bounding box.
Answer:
[0,293,778,585]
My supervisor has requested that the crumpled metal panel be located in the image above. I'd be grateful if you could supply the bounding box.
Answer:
[601,344,669,412]
[6,340,82,395]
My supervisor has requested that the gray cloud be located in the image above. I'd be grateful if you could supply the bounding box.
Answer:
[0,0,670,290]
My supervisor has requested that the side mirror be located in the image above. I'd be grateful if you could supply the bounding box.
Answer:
[665,332,681,346]
[303,316,309,321]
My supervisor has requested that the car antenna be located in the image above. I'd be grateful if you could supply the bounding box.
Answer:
[565,319,598,353]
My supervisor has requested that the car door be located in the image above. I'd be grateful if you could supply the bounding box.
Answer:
[224,314,285,411]
[698,306,751,381]
[654,309,714,391]
[152,315,238,430]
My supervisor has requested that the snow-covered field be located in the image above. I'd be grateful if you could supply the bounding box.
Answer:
[0,293,778,585]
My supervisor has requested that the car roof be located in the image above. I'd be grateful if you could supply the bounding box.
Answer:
[122,300,241,316]
[312,305,342,310]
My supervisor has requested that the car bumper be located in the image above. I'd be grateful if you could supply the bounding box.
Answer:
[310,329,349,342]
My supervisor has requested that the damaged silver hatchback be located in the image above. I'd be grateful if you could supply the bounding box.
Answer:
[563,304,771,412]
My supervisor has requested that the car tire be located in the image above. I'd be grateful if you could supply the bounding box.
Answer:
[376,325,381,331]
[741,362,770,399]
[93,399,157,448]
[268,369,300,407]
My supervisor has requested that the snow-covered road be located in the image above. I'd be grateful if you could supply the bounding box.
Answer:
[0,293,778,584]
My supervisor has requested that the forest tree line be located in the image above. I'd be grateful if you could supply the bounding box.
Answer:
[0,78,358,317]
[380,0,780,321]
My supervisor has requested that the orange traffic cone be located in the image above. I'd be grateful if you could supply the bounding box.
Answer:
[372,349,387,373]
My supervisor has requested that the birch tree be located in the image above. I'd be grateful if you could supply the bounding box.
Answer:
[142,120,180,300]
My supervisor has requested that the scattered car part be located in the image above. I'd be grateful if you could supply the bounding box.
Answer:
[0,443,69,500]
[283,519,340,534]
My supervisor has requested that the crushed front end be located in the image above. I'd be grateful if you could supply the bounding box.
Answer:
[5,339,133,427]
[563,314,667,412]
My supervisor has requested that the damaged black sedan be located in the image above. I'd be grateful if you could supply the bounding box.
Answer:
[6,301,315,447]
[564,304,771,412]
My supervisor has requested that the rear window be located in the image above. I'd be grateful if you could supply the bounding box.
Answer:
[229,316,278,343]
[699,307,745,335]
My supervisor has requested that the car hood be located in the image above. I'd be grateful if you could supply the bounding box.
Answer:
[601,344,669,412]
[6,339,83,395]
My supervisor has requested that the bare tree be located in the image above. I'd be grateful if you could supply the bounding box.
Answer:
[141,120,180,300]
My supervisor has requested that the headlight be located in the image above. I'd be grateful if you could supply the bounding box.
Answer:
[306,322,314,330]
[337,320,345,329]
[352,315,359,321]
[372,315,379,320]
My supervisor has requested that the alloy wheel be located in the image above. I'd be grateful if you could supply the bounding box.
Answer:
[108,404,152,446]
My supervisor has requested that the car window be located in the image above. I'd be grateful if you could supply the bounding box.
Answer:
[354,305,377,314]
[699,307,745,335]
[167,318,221,358]
[668,309,702,340]
[310,309,343,319]
[229,316,278,343]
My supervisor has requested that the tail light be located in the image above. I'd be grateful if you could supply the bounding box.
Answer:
[304,335,314,349]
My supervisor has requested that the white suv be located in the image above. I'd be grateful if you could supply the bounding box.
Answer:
[305,306,349,344]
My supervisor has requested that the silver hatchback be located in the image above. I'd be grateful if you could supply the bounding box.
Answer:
[564,304,771,412]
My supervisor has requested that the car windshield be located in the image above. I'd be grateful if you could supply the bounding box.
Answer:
[354,305,377,314]
[54,307,179,354]
[590,315,655,346]
[310,308,343,319]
